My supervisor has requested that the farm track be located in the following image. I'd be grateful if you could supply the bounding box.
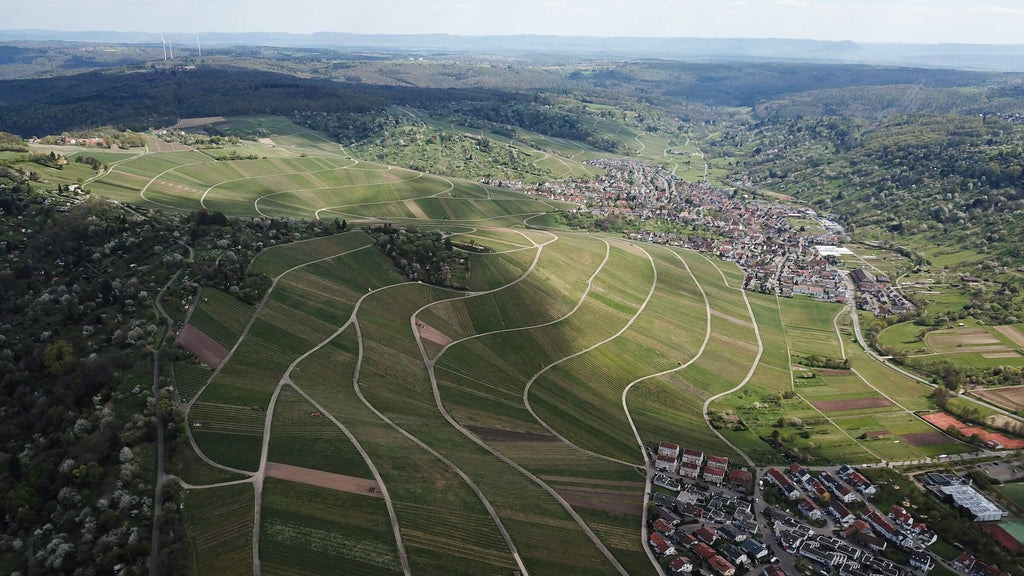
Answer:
[620,246,712,576]
[412,232,633,576]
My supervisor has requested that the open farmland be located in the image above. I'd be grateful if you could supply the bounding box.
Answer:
[75,117,990,576]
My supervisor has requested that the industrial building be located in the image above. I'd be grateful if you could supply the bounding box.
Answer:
[934,484,1007,522]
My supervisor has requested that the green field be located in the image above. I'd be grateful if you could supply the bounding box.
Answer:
[997,484,1024,511]
[79,117,976,576]
[260,479,403,576]
[183,484,254,576]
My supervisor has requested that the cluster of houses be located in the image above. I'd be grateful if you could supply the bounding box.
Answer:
[773,244,847,302]
[648,497,773,576]
[764,464,958,576]
[654,443,752,490]
[953,553,1014,576]
[772,517,924,576]
[850,268,916,316]
[521,159,875,305]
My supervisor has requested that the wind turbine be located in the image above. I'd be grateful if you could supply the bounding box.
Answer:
[169,39,173,60]
[161,35,167,61]
[197,35,202,62]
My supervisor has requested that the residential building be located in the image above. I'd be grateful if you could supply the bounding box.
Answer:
[679,461,701,479]
[765,566,788,576]
[909,552,934,572]
[659,442,681,459]
[729,469,753,494]
[652,518,674,534]
[669,556,694,574]
[707,455,729,470]
[650,532,676,556]
[953,553,975,572]
[697,525,718,545]
[655,453,679,473]
[766,468,801,499]
[740,538,768,560]
[828,500,855,527]
[709,555,736,576]
[704,466,726,484]
[681,448,705,467]
[722,544,749,567]
[694,542,716,560]
[798,498,822,520]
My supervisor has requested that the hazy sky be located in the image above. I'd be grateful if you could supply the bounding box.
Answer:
[4,0,1024,44]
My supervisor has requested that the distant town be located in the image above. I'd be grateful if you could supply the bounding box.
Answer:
[509,159,917,318]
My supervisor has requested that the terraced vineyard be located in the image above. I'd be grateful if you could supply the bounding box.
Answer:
[90,117,971,576]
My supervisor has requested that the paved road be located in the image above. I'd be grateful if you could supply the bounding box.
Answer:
[846,294,1024,424]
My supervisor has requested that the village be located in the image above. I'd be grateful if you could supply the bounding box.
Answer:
[643,441,1009,576]
[517,159,915,317]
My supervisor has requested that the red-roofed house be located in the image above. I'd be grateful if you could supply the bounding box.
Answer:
[798,498,821,521]
[655,453,679,473]
[659,442,680,459]
[953,553,975,572]
[697,525,718,545]
[650,532,676,556]
[707,455,729,470]
[653,518,673,534]
[704,466,727,484]
[670,556,694,574]
[682,448,705,467]
[729,469,753,494]
[679,461,701,479]
[889,505,913,529]
[709,555,736,576]
[694,542,716,560]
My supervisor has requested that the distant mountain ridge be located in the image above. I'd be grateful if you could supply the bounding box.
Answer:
[2,30,1024,71]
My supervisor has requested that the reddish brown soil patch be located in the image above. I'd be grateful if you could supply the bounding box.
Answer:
[958,428,1024,449]
[922,412,1024,449]
[864,430,891,438]
[177,324,229,369]
[900,431,953,446]
[982,524,1024,554]
[467,426,559,443]
[812,397,894,412]
[415,320,453,347]
[922,412,966,430]
[265,462,382,498]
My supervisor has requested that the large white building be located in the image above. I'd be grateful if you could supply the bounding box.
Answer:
[938,484,1006,522]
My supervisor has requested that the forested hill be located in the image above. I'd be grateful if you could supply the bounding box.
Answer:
[0,68,538,137]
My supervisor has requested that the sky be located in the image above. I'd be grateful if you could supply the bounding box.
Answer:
[3,0,1024,45]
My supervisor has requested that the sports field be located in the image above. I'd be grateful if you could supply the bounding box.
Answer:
[90,117,982,576]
